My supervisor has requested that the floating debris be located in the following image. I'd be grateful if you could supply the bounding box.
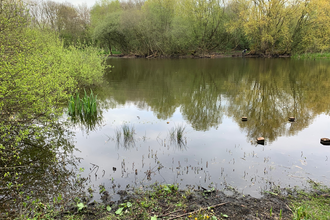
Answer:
[113,167,117,172]
[167,122,170,124]
[320,138,330,145]
[289,117,295,122]
[257,137,265,145]
[242,117,247,121]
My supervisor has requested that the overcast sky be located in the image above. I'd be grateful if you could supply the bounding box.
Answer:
[52,0,97,7]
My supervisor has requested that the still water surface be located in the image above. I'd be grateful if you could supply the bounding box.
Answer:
[73,58,330,199]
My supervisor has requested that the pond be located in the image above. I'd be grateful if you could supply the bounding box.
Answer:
[72,57,330,200]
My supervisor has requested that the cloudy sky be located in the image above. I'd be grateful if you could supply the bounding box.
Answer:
[52,0,97,7]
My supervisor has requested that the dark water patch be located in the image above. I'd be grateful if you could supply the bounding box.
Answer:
[0,122,85,219]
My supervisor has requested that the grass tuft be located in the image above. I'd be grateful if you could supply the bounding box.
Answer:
[169,125,187,147]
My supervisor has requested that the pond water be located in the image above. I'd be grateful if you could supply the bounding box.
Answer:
[72,58,330,200]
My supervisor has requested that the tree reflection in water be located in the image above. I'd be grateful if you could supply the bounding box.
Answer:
[0,122,84,218]
[97,58,330,143]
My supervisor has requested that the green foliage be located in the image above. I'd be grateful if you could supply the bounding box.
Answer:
[159,184,178,195]
[88,0,330,55]
[0,1,106,217]
[115,207,124,215]
[99,185,106,194]
[90,0,236,55]
[93,11,127,54]
[20,0,330,55]
[60,43,107,87]
[77,202,86,212]
[116,202,132,215]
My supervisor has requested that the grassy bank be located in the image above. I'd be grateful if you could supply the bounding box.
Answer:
[292,52,330,60]
[289,180,330,220]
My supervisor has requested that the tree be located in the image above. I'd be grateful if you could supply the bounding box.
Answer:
[1,2,106,215]
[237,0,298,54]
[178,0,229,53]
[91,0,125,53]
[93,11,128,54]
[28,0,92,46]
[292,0,330,53]
[140,0,176,55]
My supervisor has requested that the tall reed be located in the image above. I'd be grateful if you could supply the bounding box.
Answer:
[68,89,97,117]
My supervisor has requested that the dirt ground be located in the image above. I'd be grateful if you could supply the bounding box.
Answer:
[67,186,292,220]
[181,190,291,220]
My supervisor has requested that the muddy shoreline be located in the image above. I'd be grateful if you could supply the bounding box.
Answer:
[6,179,330,219]
[54,184,295,220]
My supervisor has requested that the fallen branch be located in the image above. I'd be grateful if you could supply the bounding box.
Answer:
[285,203,292,213]
[158,209,183,217]
[168,202,229,220]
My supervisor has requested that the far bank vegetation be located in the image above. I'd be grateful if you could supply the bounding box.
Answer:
[28,0,330,57]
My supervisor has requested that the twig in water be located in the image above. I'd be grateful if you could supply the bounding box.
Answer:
[89,163,99,175]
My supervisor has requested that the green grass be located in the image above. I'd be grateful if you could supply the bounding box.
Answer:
[292,52,330,59]
[289,181,330,220]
